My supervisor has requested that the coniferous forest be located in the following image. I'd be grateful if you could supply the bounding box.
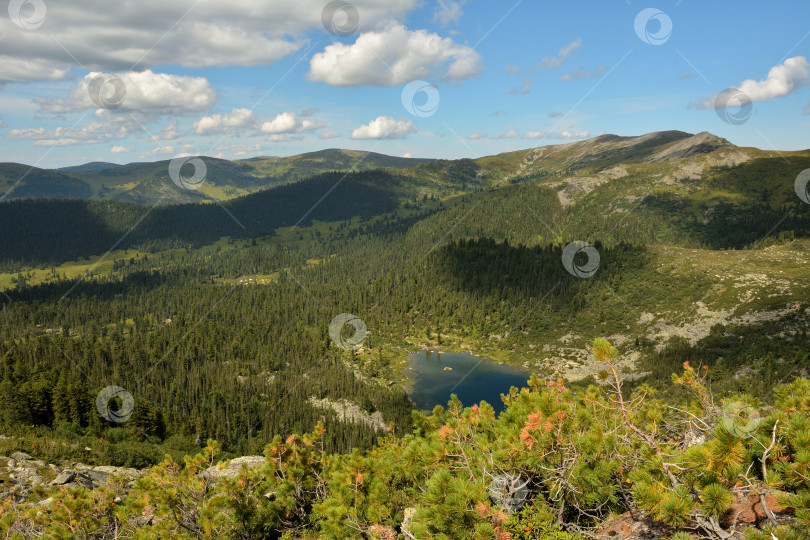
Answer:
[1,138,810,538]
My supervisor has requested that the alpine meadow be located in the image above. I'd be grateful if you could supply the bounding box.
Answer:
[1,1,810,539]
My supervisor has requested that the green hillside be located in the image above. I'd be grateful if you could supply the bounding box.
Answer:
[1,132,809,538]
[241,148,433,182]
[0,163,92,200]
[0,149,434,205]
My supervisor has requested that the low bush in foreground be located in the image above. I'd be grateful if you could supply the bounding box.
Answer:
[2,340,809,539]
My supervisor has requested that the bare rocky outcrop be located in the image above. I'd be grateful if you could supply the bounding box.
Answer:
[202,455,265,481]
[549,165,629,207]
[308,396,389,432]
[647,301,804,351]
[0,452,144,503]
[650,131,732,162]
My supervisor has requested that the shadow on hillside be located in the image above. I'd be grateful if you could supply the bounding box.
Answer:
[433,237,647,304]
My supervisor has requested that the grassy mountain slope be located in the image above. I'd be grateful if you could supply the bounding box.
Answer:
[0,163,92,200]
[0,170,410,266]
[5,131,782,205]
[0,149,434,205]
[56,162,126,173]
[240,148,433,181]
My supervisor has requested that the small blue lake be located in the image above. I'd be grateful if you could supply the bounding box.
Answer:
[406,350,531,414]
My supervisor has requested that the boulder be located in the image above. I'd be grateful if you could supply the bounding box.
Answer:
[203,456,265,480]
[83,469,110,487]
[722,491,793,527]
[93,465,143,480]
[10,464,46,486]
[10,452,32,461]
[72,472,95,489]
[50,470,94,489]
[51,470,75,486]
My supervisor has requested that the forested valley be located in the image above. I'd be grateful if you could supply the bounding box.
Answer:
[1,141,810,538]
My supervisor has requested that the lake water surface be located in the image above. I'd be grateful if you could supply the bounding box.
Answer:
[406,350,531,413]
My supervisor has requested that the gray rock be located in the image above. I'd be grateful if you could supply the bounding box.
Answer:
[10,452,32,461]
[11,465,45,486]
[93,465,142,479]
[51,470,75,486]
[49,470,93,489]
[82,469,110,488]
[73,472,95,489]
[203,456,265,480]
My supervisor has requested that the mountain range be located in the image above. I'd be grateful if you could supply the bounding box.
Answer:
[2,130,798,206]
[0,149,433,204]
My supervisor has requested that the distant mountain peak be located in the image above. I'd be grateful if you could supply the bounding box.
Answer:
[591,130,692,144]
[55,162,125,174]
[649,131,734,162]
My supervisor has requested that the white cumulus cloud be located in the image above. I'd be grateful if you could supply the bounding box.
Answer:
[351,116,417,139]
[695,56,809,109]
[467,132,487,140]
[7,111,141,146]
[141,145,176,158]
[194,108,257,135]
[260,112,325,134]
[265,134,304,143]
[308,22,482,86]
[492,130,519,139]
[35,70,218,116]
[319,130,341,139]
[153,120,182,141]
[215,143,261,156]
[110,145,132,153]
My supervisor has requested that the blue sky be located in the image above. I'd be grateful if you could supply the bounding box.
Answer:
[0,0,808,167]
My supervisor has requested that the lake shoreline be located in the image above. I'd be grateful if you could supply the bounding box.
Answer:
[404,349,533,414]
